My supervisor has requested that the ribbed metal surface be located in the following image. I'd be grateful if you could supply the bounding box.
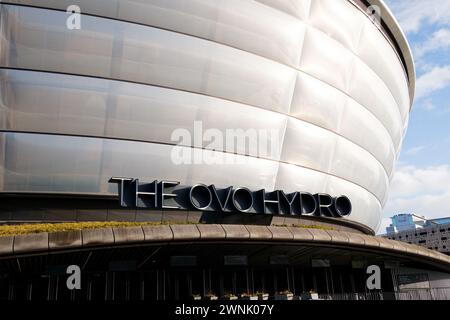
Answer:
[0,1,414,231]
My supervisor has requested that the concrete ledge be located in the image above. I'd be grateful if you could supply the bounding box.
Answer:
[268,226,294,240]
[0,236,14,255]
[343,232,365,246]
[49,230,82,250]
[223,225,250,239]
[14,233,49,254]
[113,226,144,244]
[1,224,450,272]
[415,246,432,258]
[309,229,332,242]
[246,225,272,240]
[287,227,313,241]
[197,224,226,239]
[360,235,381,248]
[441,254,450,264]
[377,237,396,251]
[170,225,200,240]
[389,239,412,253]
[429,250,446,262]
[82,228,114,247]
[327,230,349,244]
[408,244,423,254]
[142,225,173,241]
[404,244,422,256]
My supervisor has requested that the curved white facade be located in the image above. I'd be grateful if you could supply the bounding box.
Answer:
[0,0,414,231]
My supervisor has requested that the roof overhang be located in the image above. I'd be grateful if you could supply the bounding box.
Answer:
[1,224,449,272]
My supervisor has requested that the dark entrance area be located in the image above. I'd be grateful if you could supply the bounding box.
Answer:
[0,242,423,300]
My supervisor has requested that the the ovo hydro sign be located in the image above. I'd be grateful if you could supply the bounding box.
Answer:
[109,178,352,218]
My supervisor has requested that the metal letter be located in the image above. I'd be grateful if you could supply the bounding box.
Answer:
[109,177,134,207]
[161,181,180,209]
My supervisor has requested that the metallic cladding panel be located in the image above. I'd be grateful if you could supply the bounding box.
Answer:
[0,1,413,231]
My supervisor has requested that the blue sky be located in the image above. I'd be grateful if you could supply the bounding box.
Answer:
[380,0,450,232]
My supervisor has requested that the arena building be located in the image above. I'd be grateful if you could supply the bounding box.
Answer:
[0,0,449,300]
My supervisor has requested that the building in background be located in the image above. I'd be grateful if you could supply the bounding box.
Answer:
[0,0,449,301]
[386,213,429,235]
[386,216,450,255]
[386,214,417,234]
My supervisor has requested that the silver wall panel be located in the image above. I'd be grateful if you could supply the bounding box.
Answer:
[0,132,280,194]
[331,138,389,205]
[0,68,396,178]
[0,3,408,137]
[0,1,414,231]
[0,68,388,204]
[309,0,365,52]
[0,0,307,68]
[0,69,288,159]
[255,0,312,21]
[349,59,404,149]
[309,0,410,123]
[281,118,337,175]
[299,26,406,144]
[281,118,389,203]
[358,19,411,122]
[274,163,382,231]
[325,173,383,232]
[0,0,409,118]
[0,1,410,124]
[290,72,396,173]
[340,98,396,177]
[0,5,298,114]
[300,27,356,93]
[0,132,385,229]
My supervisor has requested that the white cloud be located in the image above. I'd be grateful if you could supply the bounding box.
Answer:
[378,217,393,235]
[438,107,450,115]
[421,100,436,111]
[415,65,450,99]
[404,145,425,156]
[414,28,450,58]
[386,0,450,34]
[382,164,450,233]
